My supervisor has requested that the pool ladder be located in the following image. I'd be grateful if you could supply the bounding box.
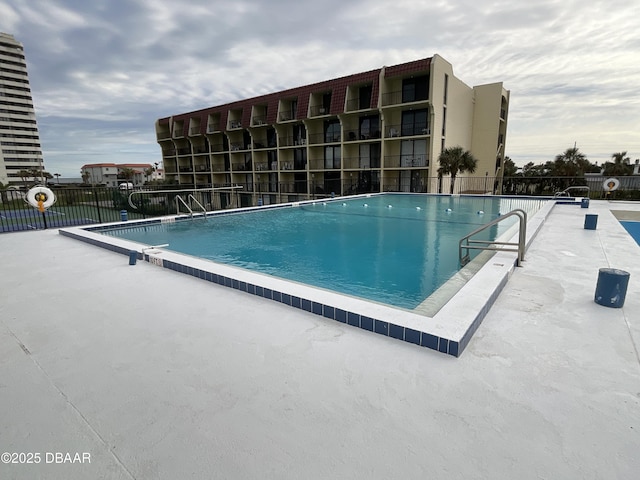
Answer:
[459,209,527,267]
[176,194,206,218]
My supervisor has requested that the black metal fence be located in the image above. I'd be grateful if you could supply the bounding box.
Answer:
[2,175,639,233]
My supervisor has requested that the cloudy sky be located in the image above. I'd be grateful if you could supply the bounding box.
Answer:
[1,0,639,177]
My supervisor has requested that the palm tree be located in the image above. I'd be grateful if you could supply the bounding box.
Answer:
[54,173,61,184]
[437,146,478,194]
[144,167,154,184]
[548,147,591,177]
[603,152,632,176]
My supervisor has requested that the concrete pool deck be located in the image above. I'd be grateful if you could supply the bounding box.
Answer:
[1,200,639,479]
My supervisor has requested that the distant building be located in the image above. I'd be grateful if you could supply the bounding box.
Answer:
[80,163,155,187]
[0,33,46,185]
[155,54,509,197]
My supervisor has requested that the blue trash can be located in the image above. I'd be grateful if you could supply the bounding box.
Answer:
[128,250,138,265]
[584,214,598,230]
[257,198,263,207]
[594,268,630,308]
[120,210,128,221]
[581,198,590,208]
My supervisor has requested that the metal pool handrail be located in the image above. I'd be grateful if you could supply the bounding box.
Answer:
[553,185,590,197]
[127,185,244,210]
[459,209,527,267]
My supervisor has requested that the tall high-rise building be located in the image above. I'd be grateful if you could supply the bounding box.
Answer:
[0,32,45,185]
[156,54,509,199]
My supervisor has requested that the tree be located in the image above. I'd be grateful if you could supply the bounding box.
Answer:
[81,170,91,184]
[144,167,154,183]
[602,151,633,176]
[437,146,478,194]
[502,156,518,177]
[119,167,135,182]
[17,170,32,185]
[0,181,9,203]
[546,147,591,177]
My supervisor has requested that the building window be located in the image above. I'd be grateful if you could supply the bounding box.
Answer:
[444,74,449,105]
[359,85,372,110]
[324,146,341,169]
[400,140,427,167]
[324,120,340,143]
[294,148,307,170]
[402,75,429,103]
[359,115,380,139]
[401,109,428,136]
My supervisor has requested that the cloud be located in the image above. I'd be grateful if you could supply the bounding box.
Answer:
[2,0,640,176]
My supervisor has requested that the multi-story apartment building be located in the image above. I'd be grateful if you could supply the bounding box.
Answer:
[155,54,508,202]
[0,33,45,185]
[80,163,156,187]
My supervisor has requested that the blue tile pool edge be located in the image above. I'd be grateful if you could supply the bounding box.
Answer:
[59,194,556,358]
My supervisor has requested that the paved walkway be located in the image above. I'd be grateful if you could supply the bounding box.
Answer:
[0,200,639,479]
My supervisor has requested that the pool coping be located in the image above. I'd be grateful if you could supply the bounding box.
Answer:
[59,193,557,357]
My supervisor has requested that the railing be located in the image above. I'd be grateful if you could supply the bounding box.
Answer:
[175,194,206,217]
[459,209,527,267]
[554,185,590,197]
[3,176,640,233]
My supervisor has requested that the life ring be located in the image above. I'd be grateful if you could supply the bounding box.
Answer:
[26,186,56,211]
[603,178,620,192]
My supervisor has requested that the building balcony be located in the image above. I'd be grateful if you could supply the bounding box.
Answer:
[177,148,191,155]
[381,91,429,107]
[308,132,339,144]
[252,116,267,126]
[309,105,329,117]
[385,124,430,138]
[278,111,295,122]
[383,155,429,168]
[230,143,248,151]
[190,127,201,136]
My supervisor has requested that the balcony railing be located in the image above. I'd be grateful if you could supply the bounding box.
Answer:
[308,132,340,144]
[385,124,430,138]
[309,105,329,117]
[230,143,248,151]
[177,148,191,155]
[279,111,295,122]
[190,127,201,135]
[206,124,220,133]
[345,97,372,112]
[383,155,429,168]
[229,120,242,129]
[252,116,267,126]
[381,91,403,106]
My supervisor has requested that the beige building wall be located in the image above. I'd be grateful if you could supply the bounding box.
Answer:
[471,83,509,178]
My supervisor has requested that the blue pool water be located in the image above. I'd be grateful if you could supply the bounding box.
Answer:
[621,221,640,246]
[102,194,546,309]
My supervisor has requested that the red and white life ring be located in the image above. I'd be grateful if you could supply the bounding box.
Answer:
[26,186,56,209]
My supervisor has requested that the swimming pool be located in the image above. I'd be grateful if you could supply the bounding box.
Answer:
[620,221,640,246]
[99,194,546,310]
[59,193,553,357]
